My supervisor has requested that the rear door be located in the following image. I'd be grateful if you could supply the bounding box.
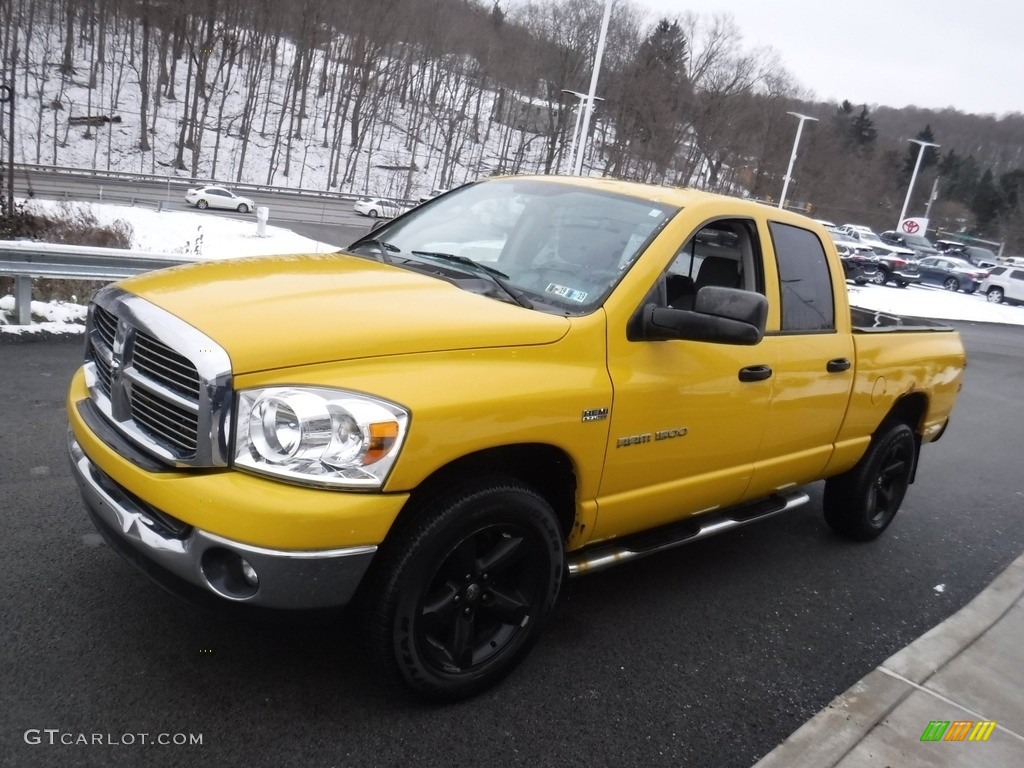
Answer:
[745,221,855,499]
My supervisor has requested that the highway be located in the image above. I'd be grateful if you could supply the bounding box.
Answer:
[9,165,375,247]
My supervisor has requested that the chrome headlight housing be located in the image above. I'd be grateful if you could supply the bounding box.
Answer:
[233,387,409,489]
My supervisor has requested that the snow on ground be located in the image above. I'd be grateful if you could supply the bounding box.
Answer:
[3,201,1024,333]
[2,200,338,333]
[847,282,1024,326]
[21,199,338,259]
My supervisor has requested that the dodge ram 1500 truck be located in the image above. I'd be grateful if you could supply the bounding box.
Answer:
[67,176,965,700]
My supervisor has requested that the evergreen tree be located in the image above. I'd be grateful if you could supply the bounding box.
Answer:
[971,169,1002,230]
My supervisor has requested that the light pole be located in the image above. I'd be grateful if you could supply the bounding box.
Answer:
[573,0,613,176]
[779,112,818,209]
[898,139,940,230]
[561,89,603,175]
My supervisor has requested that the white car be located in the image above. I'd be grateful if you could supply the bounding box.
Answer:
[418,188,449,203]
[353,197,406,219]
[185,185,255,213]
[980,265,1024,305]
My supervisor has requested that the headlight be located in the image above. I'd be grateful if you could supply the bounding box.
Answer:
[234,387,409,489]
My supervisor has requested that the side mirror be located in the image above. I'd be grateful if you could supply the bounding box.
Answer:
[638,286,767,345]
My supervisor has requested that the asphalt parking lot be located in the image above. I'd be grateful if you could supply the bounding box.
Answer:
[1,321,1022,768]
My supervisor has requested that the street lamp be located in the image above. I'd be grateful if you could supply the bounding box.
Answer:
[897,139,940,230]
[561,89,603,175]
[573,0,613,176]
[779,112,818,209]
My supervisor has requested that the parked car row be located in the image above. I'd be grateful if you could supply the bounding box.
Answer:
[827,226,997,293]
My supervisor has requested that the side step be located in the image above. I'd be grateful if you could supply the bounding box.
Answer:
[567,489,810,577]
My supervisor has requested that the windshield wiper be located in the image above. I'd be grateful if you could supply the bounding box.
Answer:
[409,251,534,309]
[348,238,400,263]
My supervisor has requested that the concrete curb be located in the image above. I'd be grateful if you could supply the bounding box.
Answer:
[753,551,1024,768]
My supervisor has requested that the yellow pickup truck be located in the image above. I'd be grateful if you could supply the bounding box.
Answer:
[67,176,965,700]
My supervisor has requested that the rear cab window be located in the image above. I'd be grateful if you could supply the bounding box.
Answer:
[768,222,836,333]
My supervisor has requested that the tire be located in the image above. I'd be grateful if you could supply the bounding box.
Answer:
[943,277,960,291]
[870,268,888,286]
[987,288,1004,304]
[197,200,208,210]
[896,280,909,288]
[361,479,564,701]
[237,203,249,213]
[823,422,917,541]
[368,209,379,218]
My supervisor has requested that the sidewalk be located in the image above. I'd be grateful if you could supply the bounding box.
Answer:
[754,552,1024,767]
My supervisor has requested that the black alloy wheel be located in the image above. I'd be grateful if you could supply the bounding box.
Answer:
[823,422,917,541]
[361,479,564,701]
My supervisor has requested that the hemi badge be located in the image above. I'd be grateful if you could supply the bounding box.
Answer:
[582,408,609,422]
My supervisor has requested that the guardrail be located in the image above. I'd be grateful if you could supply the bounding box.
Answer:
[0,240,196,325]
[13,162,418,208]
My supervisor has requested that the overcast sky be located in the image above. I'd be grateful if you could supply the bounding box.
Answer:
[636,0,1021,116]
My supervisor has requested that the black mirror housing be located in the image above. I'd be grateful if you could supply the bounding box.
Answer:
[639,286,767,345]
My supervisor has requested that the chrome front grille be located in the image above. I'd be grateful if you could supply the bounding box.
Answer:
[129,385,199,454]
[133,332,202,400]
[84,286,232,468]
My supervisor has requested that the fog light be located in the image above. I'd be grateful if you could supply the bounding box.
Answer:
[240,558,259,588]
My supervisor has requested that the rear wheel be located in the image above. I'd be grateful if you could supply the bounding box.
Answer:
[870,268,888,286]
[896,280,909,288]
[368,209,379,218]
[987,287,1005,303]
[823,422,916,541]
[361,479,564,701]
[943,277,960,291]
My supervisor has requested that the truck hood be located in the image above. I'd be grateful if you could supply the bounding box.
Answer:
[119,253,570,374]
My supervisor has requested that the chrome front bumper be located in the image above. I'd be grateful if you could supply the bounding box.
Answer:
[68,434,376,609]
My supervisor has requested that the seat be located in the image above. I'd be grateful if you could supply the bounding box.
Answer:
[695,256,741,290]
[669,257,740,310]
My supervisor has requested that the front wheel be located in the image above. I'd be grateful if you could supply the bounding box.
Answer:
[943,277,960,291]
[197,200,209,210]
[368,209,379,218]
[361,479,564,701]
[987,287,1005,304]
[823,422,917,541]
[870,268,888,286]
[237,203,249,213]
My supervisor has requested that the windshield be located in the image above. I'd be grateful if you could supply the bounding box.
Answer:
[348,178,677,314]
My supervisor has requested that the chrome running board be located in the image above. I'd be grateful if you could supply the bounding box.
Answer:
[567,489,810,577]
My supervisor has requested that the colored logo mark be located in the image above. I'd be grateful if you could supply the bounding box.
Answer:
[920,720,997,742]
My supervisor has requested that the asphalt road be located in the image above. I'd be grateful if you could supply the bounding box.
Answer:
[10,166,375,248]
[1,321,1022,768]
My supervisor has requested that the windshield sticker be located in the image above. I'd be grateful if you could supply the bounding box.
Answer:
[545,283,588,303]
[649,209,663,217]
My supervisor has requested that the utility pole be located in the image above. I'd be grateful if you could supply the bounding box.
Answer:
[898,139,940,230]
[573,0,613,176]
[779,112,818,209]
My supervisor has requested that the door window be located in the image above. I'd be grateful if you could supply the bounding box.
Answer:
[768,222,835,332]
